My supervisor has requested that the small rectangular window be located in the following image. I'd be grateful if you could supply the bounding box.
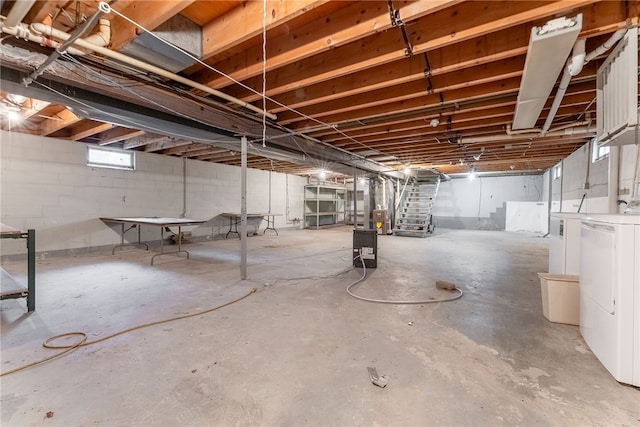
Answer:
[87,146,135,170]
[553,164,562,180]
[592,140,609,162]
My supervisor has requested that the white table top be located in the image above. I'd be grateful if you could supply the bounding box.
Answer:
[221,213,282,217]
[100,217,207,227]
[0,223,23,237]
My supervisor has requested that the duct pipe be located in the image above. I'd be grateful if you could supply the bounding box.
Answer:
[4,0,36,28]
[378,176,386,210]
[353,168,358,229]
[24,14,110,86]
[585,28,627,63]
[608,146,620,213]
[463,126,596,144]
[541,46,582,135]
[505,124,542,135]
[542,29,627,135]
[29,22,277,120]
[0,18,108,56]
[567,38,586,76]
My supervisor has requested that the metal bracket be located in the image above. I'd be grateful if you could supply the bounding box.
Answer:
[388,1,413,57]
[389,8,403,27]
[423,52,434,92]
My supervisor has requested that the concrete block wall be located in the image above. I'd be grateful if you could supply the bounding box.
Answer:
[0,131,306,256]
[549,140,640,214]
[432,174,544,230]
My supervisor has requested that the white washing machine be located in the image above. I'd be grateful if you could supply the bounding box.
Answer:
[549,213,584,275]
[580,214,640,386]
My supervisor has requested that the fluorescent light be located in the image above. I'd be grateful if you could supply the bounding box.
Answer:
[512,14,582,130]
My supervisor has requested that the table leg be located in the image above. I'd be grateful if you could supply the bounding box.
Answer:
[226,216,240,239]
[151,225,191,265]
[263,215,278,236]
[112,223,148,254]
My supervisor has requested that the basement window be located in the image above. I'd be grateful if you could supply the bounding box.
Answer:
[592,141,610,163]
[553,164,562,180]
[87,146,135,170]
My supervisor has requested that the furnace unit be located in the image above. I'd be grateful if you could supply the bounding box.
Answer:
[372,209,391,235]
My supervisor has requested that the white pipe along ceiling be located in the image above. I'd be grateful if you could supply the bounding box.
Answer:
[26,20,276,121]
[542,28,628,135]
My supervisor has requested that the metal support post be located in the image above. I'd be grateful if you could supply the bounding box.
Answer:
[26,229,35,312]
[241,136,248,279]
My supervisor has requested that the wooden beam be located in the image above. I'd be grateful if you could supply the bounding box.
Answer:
[324,90,595,144]
[53,120,113,141]
[24,1,70,26]
[122,134,168,149]
[35,108,81,136]
[144,138,192,152]
[201,0,333,59]
[87,127,146,145]
[271,55,526,117]
[285,76,523,127]
[194,0,461,88]
[412,1,596,55]
[222,0,618,105]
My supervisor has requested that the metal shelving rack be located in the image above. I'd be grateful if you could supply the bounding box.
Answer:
[1,225,36,312]
[304,185,346,229]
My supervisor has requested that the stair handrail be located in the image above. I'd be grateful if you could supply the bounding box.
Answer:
[395,174,413,212]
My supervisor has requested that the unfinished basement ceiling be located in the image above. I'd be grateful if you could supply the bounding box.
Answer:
[0,0,638,177]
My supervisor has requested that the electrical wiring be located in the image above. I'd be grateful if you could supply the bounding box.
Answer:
[346,253,463,304]
[42,54,357,171]
[264,266,356,287]
[30,80,237,146]
[0,288,257,377]
[104,4,382,155]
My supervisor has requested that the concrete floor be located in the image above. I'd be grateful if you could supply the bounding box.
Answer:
[1,227,638,426]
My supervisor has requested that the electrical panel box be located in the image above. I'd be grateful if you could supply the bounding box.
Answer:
[353,229,377,268]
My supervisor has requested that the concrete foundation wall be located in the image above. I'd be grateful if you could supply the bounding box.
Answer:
[550,140,640,214]
[0,131,306,255]
[432,174,544,230]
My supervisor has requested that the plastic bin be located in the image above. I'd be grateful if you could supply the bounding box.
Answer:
[538,273,580,325]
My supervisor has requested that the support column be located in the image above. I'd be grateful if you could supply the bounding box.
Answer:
[353,167,357,229]
[26,229,35,312]
[241,136,247,279]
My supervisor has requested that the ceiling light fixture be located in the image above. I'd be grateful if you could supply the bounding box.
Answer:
[319,169,326,179]
[7,110,21,122]
[468,168,476,181]
[512,14,582,130]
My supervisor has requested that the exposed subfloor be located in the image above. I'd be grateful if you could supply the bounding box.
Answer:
[1,227,638,426]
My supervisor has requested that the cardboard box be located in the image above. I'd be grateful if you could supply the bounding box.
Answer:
[538,273,580,325]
